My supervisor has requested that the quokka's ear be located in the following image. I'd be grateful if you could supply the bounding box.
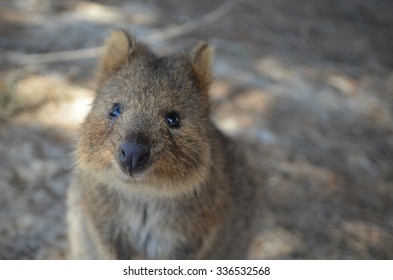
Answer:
[96,30,137,85]
[190,42,214,91]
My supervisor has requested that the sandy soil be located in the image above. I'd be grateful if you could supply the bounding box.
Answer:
[0,0,392,259]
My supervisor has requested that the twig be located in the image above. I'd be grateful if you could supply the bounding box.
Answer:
[144,0,234,44]
[6,1,235,65]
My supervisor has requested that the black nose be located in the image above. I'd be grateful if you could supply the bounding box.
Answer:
[118,140,150,173]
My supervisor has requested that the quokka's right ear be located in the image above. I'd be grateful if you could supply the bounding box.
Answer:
[96,30,137,85]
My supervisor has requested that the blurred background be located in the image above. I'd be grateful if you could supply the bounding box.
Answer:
[0,0,392,259]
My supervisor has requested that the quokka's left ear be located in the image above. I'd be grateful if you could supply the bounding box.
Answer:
[190,42,214,91]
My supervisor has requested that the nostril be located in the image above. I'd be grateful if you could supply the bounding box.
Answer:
[118,143,132,166]
[132,147,150,170]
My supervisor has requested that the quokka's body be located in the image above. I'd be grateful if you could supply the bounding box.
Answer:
[67,30,257,259]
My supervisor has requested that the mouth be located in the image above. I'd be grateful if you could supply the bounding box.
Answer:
[112,159,151,182]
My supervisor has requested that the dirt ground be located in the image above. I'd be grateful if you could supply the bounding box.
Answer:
[0,0,392,259]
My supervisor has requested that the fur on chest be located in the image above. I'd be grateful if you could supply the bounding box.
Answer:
[115,199,180,259]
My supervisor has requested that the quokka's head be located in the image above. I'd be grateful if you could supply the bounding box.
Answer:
[76,30,215,197]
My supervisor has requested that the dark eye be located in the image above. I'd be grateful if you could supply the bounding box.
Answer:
[165,111,181,129]
[109,103,122,118]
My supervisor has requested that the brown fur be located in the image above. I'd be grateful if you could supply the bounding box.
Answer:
[67,30,258,259]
